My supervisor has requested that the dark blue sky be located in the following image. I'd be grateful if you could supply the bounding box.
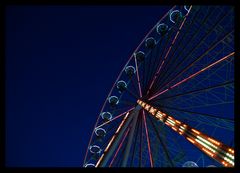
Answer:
[5,5,171,167]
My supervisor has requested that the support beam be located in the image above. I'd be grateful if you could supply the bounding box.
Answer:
[96,105,142,167]
[121,106,140,167]
[137,100,234,167]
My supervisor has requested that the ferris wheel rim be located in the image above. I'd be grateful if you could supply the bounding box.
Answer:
[83,5,234,167]
[83,5,177,165]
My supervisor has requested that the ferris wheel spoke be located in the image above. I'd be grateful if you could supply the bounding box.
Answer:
[169,51,233,92]
[147,114,175,167]
[151,11,234,94]
[119,100,136,106]
[96,107,135,129]
[177,56,234,97]
[143,32,167,94]
[149,52,234,100]
[109,107,131,117]
[153,80,233,102]
[130,6,178,98]
[109,127,130,167]
[144,33,171,96]
[157,39,234,98]
[98,120,128,148]
[130,114,141,166]
[143,39,163,95]
[126,87,140,99]
[151,12,234,94]
[164,89,232,111]
[123,75,140,99]
[142,110,154,167]
[143,31,170,96]
[121,108,140,167]
[95,112,132,167]
[154,105,233,122]
[168,101,234,111]
[142,49,147,93]
[143,48,154,94]
[153,6,212,89]
[126,66,143,96]
[139,110,143,167]
[144,30,177,97]
[85,113,131,165]
[143,14,185,97]
[134,57,143,97]
[146,6,192,96]
[110,133,130,167]
[96,107,141,167]
[127,65,140,95]
[158,106,233,131]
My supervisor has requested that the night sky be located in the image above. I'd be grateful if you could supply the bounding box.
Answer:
[5,5,172,167]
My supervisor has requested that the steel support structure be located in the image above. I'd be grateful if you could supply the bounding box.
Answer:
[96,105,141,167]
[121,105,140,166]
[137,100,234,167]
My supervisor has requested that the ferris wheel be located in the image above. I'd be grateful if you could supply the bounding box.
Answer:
[83,5,234,167]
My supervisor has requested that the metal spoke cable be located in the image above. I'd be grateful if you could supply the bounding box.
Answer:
[150,9,233,96]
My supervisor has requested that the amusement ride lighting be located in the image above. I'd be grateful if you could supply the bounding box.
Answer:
[137,100,234,167]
